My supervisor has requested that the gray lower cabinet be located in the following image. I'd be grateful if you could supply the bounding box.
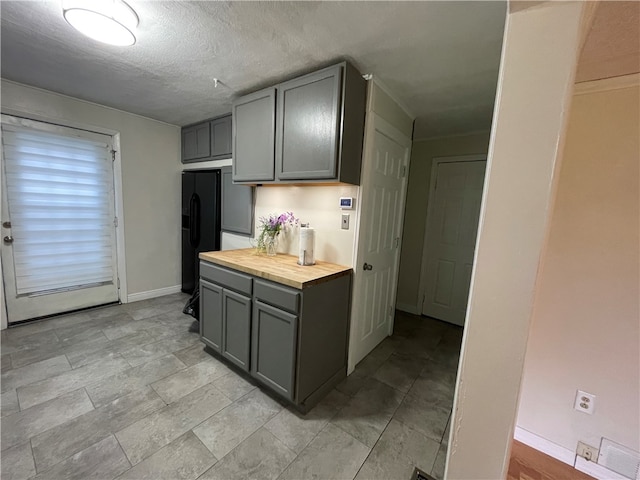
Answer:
[251,300,297,400]
[199,260,352,410]
[200,279,222,352]
[221,289,251,370]
[200,263,253,372]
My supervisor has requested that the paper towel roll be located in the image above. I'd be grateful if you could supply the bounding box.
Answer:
[298,226,316,266]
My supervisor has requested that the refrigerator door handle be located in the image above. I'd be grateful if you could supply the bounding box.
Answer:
[191,193,201,248]
[189,193,196,247]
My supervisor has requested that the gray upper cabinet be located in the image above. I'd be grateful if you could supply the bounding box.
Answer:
[182,123,211,162]
[233,61,366,185]
[210,115,232,159]
[276,65,342,181]
[221,167,254,235]
[232,88,276,182]
[181,114,232,163]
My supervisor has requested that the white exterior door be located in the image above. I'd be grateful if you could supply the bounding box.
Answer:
[348,112,411,371]
[1,115,119,323]
[421,158,486,326]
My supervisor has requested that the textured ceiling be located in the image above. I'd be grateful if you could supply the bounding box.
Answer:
[1,1,506,139]
[576,1,640,83]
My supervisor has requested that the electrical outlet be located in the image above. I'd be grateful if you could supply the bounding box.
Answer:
[576,441,599,462]
[574,390,596,414]
[341,214,350,230]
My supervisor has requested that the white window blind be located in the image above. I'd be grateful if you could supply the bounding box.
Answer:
[2,124,116,296]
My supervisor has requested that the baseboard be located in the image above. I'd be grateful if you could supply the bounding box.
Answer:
[574,73,640,95]
[514,426,576,466]
[127,285,182,303]
[396,302,420,315]
[514,427,629,480]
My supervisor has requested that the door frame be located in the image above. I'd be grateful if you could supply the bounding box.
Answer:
[0,113,127,329]
[347,110,412,373]
[417,154,488,317]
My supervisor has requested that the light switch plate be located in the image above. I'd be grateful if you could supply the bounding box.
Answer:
[341,214,350,230]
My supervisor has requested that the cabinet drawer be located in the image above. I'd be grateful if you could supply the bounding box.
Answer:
[254,279,299,314]
[200,261,252,295]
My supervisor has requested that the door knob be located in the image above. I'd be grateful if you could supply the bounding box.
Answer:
[363,262,373,271]
[4,236,14,244]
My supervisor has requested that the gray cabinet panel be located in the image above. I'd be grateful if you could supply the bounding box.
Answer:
[211,115,232,159]
[276,65,342,180]
[254,279,299,314]
[233,88,276,182]
[251,300,297,400]
[200,261,252,296]
[221,167,254,235]
[222,290,251,371]
[182,123,211,162]
[200,279,223,352]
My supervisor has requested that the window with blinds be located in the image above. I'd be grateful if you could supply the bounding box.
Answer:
[2,124,116,296]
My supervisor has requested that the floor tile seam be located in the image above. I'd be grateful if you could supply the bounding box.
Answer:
[193,399,285,463]
[325,420,374,453]
[30,428,112,475]
[262,427,299,480]
[16,355,132,410]
[189,428,221,468]
[349,411,392,480]
[390,410,450,446]
[265,405,336,459]
[16,388,98,474]
[111,433,134,475]
[1,354,74,393]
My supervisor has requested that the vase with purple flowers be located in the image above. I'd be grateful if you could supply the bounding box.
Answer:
[255,212,298,256]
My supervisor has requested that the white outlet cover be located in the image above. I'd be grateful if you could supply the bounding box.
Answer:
[574,390,596,414]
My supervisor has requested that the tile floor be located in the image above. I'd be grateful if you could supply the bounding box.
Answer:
[0,294,462,480]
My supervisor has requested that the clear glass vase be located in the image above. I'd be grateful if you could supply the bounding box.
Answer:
[265,234,278,256]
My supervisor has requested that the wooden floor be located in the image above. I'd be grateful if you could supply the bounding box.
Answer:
[508,440,596,480]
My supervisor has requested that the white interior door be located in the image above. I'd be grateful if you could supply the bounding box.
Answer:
[348,112,411,372]
[421,157,486,326]
[1,115,119,323]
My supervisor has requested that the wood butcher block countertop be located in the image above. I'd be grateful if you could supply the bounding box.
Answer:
[199,249,352,290]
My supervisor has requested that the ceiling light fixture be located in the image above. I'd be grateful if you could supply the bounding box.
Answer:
[62,0,139,46]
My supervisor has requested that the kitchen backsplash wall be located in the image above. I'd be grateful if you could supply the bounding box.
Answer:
[251,185,359,267]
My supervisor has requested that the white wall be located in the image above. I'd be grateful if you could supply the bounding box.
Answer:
[447,2,586,478]
[1,80,182,300]
[396,132,490,313]
[517,80,640,453]
[252,185,359,267]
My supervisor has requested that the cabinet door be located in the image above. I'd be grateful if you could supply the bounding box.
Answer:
[251,300,297,400]
[276,65,342,180]
[232,88,276,182]
[182,123,211,162]
[222,289,252,371]
[221,167,254,235]
[210,115,232,159]
[200,279,222,352]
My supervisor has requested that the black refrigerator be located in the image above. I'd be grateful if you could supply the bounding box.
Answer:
[182,170,221,294]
